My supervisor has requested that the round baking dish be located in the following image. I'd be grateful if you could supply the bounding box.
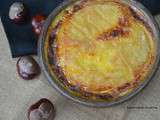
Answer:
[38,0,160,107]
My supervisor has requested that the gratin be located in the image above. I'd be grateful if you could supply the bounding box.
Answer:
[44,0,156,101]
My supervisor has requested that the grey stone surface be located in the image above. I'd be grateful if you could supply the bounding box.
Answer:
[0,15,160,120]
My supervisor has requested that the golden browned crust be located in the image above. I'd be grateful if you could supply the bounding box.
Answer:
[44,0,156,101]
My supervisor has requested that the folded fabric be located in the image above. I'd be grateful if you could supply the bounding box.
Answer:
[0,0,160,58]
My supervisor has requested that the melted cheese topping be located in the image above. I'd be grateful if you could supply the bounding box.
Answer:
[45,0,155,98]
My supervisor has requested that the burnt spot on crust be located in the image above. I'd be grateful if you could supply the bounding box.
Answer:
[129,7,144,23]
[117,83,131,92]
[97,94,114,100]
[134,74,142,81]
[97,16,131,41]
[48,21,62,65]
[48,36,55,65]
[73,4,83,13]
[50,21,62,39]
[132,79,140,88]
[97,26,130,41]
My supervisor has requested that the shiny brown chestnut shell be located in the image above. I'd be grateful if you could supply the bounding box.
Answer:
[9,2,28,24]
[32,14,46,36]
[28,98,55,120]
[16,56,40,80]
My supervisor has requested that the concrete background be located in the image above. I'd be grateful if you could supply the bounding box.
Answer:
[0,15,160,120]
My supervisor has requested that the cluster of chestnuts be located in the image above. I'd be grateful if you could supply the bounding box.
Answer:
[9,1,45,79]
[9,2,46,36]
[9,2,45,80]
[16,57,55,120]
[9,2,55,120]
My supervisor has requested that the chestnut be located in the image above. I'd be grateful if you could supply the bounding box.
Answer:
[28,98,55,120]
[16,56,40,80]
[31,14,46,36]
[9,2,28,24]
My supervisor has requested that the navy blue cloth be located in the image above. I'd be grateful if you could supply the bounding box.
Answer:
[0,0,160,58]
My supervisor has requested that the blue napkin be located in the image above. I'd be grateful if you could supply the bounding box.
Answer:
[0,0,160,58]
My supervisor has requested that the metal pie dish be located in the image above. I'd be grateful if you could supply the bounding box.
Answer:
[38,0,160,107]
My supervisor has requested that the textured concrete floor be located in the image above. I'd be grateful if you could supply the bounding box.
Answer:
[0,15,160,120]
